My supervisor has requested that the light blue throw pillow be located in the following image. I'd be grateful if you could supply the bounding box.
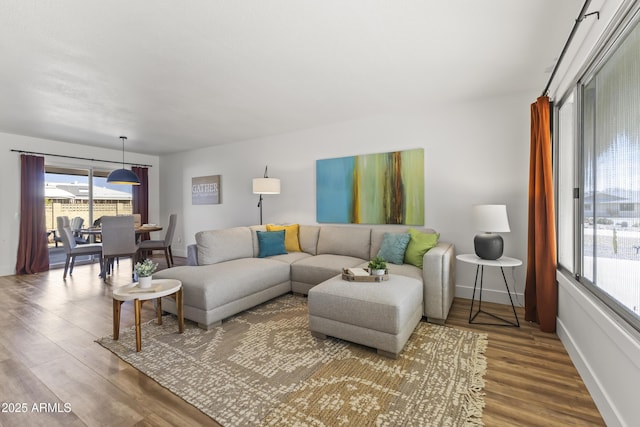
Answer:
[377,233,411,265]
[257,230,287,258]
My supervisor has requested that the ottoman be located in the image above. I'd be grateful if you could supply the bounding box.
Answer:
[308,274,423,358]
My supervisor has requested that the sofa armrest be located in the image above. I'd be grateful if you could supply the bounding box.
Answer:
[187,244,199,266]
[422,241,456,323]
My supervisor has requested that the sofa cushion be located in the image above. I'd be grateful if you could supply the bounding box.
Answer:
[267,223,302,252]
[154,258,291,310]
[268,251,312,265]
[316,226,370,260]
[196,227,253,265]
[257,230,287,258]
[299,225,320,255]
[377,232,410,264]
[370,226,437,260]
[356,261,423,281]
[291,254,366,286]
[370,226,405,259]
[249,225,268,257]
[404,228,440,268]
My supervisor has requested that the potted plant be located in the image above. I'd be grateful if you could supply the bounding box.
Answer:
[368,256,387,276]
[135,258,158,288]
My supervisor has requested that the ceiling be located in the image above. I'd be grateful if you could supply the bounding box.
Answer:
[0,0,584,155]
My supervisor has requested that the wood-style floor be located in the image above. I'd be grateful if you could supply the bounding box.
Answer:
[0,256,604,426]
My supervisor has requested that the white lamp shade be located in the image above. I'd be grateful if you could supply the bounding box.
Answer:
[253,178,280,194]
[472,204,510,232]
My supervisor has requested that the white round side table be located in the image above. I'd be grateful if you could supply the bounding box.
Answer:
[456,254,521,327]
[112,278,184,351]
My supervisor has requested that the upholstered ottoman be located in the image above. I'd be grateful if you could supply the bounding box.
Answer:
[308,274,423,358]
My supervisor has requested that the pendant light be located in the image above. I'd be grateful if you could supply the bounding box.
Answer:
[107,136,140,185]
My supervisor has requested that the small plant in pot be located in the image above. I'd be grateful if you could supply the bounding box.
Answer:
[368,256,387,276]
[135,259,158,288]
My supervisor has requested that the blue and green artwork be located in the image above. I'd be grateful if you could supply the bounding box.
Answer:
[316,148,424,225]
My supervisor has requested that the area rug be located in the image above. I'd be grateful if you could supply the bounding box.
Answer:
[96,295,488,426]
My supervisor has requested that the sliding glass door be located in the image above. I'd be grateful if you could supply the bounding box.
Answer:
[45,166,133,266]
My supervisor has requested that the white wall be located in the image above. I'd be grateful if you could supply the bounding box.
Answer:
[549,1,639,425]
[160,93,533,304]
[0,132,160,276]
[557,274,640,426]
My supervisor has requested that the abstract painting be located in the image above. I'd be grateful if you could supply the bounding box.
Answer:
[316,148,424,224]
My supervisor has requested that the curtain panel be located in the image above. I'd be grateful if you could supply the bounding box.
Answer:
[132,166,149,241]
[15,154,50,274]
[525,96,558,332]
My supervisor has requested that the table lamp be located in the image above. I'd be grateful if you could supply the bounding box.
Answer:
[253,166,280,225]
[472,204,510,260]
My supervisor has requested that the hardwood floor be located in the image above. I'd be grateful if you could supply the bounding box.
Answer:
[0,257,604,426]
[446,301,604,426]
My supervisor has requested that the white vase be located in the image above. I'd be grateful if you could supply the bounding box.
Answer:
[138,275,153,288]
[370,269,386,276]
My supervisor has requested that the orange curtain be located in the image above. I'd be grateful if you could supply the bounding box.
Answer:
[525,96,558,332]
[15,154,50,274]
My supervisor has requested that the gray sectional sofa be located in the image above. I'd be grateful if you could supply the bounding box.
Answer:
[154,224,456,330]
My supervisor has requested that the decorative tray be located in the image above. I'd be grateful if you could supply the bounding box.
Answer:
[341,268,389,282]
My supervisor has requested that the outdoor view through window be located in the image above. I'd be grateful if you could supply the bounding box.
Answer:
[45,170,133,265]
[580,18,640,321]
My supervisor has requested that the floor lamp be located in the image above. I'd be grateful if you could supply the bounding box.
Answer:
[253,166,280,225]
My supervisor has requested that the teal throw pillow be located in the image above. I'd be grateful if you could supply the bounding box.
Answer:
[377,233,411,265]
[404,228,439,268]
[257,230,287,258]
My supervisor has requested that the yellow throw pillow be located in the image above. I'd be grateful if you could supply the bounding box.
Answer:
[266,224,302,252]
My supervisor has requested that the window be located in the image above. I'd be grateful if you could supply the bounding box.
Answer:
[45,166,133,256]
[557,94,575,273]
[557,7,640,331]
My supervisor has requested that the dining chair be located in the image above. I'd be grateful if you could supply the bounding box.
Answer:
[70,216,88,244]
[137,213,177,268]
[100,215,139,280]
[70,216,83,233]
[57,216,103,279]
[53,216,69,247]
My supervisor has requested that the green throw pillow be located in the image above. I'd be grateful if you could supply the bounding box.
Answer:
[404,229,440,268]
[256,230,287,258]
[377,233,411,265]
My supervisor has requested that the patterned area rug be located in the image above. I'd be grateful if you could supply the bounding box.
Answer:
[97,295,488,426]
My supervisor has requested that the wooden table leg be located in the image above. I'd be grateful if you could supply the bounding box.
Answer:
[113,299,123,340]
[156,297,163,325]
[134,298,142,352]
[177,287,184,333]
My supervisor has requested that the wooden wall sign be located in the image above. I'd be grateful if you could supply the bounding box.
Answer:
[192,175,221,205]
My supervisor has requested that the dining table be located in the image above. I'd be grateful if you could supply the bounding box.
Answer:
[136,224,164,234]
[80,224,165,275]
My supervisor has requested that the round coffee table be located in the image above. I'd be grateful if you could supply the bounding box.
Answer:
[112,278,184,352]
